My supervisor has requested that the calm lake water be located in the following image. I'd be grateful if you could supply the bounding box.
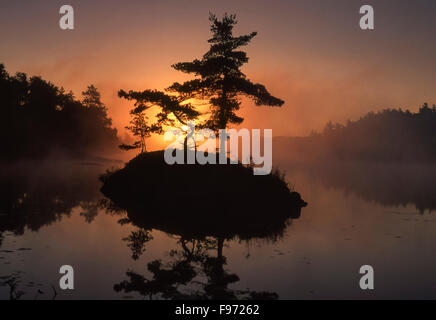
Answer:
[1,159,436,299]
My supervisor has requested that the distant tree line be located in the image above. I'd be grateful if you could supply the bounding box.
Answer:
[0,64,120,162]
[275,105,436,163]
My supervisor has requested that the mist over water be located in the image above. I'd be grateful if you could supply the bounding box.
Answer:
[1,153,435,299]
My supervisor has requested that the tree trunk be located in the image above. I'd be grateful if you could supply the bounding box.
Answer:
[217,237,224,260]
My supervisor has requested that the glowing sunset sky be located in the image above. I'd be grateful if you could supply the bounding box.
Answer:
[2,0,436,144]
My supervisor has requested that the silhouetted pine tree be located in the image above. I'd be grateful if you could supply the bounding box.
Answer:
[168,13,284,131]
[118,89,200,153]
[118,13,283,153]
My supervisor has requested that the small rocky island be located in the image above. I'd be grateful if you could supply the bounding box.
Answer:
[100,151,307,239]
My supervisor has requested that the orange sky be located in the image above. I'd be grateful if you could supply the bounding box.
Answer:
[2,0,436,150]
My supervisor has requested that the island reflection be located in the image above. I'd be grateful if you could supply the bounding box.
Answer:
[101,197,305,300]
